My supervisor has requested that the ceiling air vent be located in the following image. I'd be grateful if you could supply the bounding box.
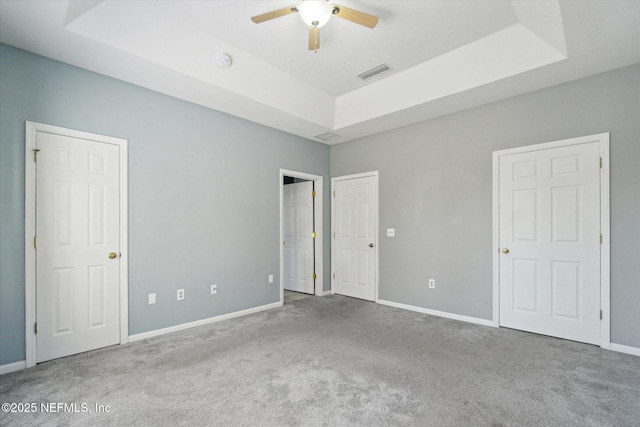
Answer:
[314,132,342,142]
[357,63,392,81]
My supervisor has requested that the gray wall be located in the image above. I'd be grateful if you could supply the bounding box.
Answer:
[331,63,640,348]
[0,44,331,365]
[1,43,638,366]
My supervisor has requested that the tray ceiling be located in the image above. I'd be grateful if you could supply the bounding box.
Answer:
[1,1,639,144]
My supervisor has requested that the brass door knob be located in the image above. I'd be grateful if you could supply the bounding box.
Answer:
[108,252,117,259]
[501,248,510,254]
[369,243,374,248]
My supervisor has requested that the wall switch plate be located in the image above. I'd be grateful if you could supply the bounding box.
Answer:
[429,279,436,289]
[211,284,217,295]
[268,274,274,283]
[387,228,395,237]
[177,289,185,301]
[148,293,156,304]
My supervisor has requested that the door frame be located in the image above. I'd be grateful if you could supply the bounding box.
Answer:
[24,121,129,368]
[491,133,610,349]
[279,169,324,303]
[331,171,379,302]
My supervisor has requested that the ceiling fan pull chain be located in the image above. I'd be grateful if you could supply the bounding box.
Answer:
[314,26,319,53]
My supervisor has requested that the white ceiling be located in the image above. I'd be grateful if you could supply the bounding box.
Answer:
[1,0,639,144]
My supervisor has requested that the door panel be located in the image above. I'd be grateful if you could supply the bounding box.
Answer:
[513,190,537,241]
[283,181,315,294]
[88,265,107,327]
[36,131,120,363]
[499,142,600,344]
[551,261,580,318]
[53,268,74,334]
[513,259,538,312]
[333,175,377,301]
[552,187,580,242]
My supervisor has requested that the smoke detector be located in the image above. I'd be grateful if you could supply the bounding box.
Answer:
[216,53,232,69]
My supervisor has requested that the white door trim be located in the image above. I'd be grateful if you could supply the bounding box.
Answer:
[24,121,129,368]
[492,133,610,349]
[331,171,380,302]
[279,169,324,302]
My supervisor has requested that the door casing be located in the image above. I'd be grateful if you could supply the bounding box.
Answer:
[283,180,315,294]
[25,121,129,367]
[492,133,610,349]
[279,169,324,303]
[331,171,379,302]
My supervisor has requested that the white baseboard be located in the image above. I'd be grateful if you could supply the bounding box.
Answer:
[129,301,282,342]
[378,300,639,356]
[0,360,26,375]
[610,343,640,357]
[322,290,331,296]
[377,299,495,327]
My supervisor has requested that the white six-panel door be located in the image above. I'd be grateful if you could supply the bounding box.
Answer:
[333,174,378,301]
[36,131,121,362]
[283,181,315,294]
[498,141,601,345]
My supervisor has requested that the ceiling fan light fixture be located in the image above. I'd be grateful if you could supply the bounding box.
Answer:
[298,0,333,28]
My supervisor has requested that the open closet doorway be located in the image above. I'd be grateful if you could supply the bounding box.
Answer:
[279,170,324,305]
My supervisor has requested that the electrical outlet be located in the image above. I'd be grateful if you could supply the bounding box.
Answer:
[428,279,435,289]
[211,284,217,295]
[387,228,395,237]
[148,293,156,305]
[177,289,185,301]
[268,274,274,283]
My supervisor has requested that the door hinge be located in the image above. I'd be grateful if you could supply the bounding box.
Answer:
[333,231,335,238]
[333,190,335,197]
[312,273,317,280]
[600,309,603,320]
[332,273,335,279]
[34,236,38,249]
[600,233,603,244]
[33,149,40,162]
[312,190,316,198]
[312,231,316,239]
[599,157,603,168]
[34,322,38,334]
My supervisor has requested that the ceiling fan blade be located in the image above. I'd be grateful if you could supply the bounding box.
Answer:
[308,27,320,52]
[332,4,378,29]
[251,6,297,24]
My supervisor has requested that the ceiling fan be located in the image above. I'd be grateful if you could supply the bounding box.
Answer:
[251,0,379,53]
